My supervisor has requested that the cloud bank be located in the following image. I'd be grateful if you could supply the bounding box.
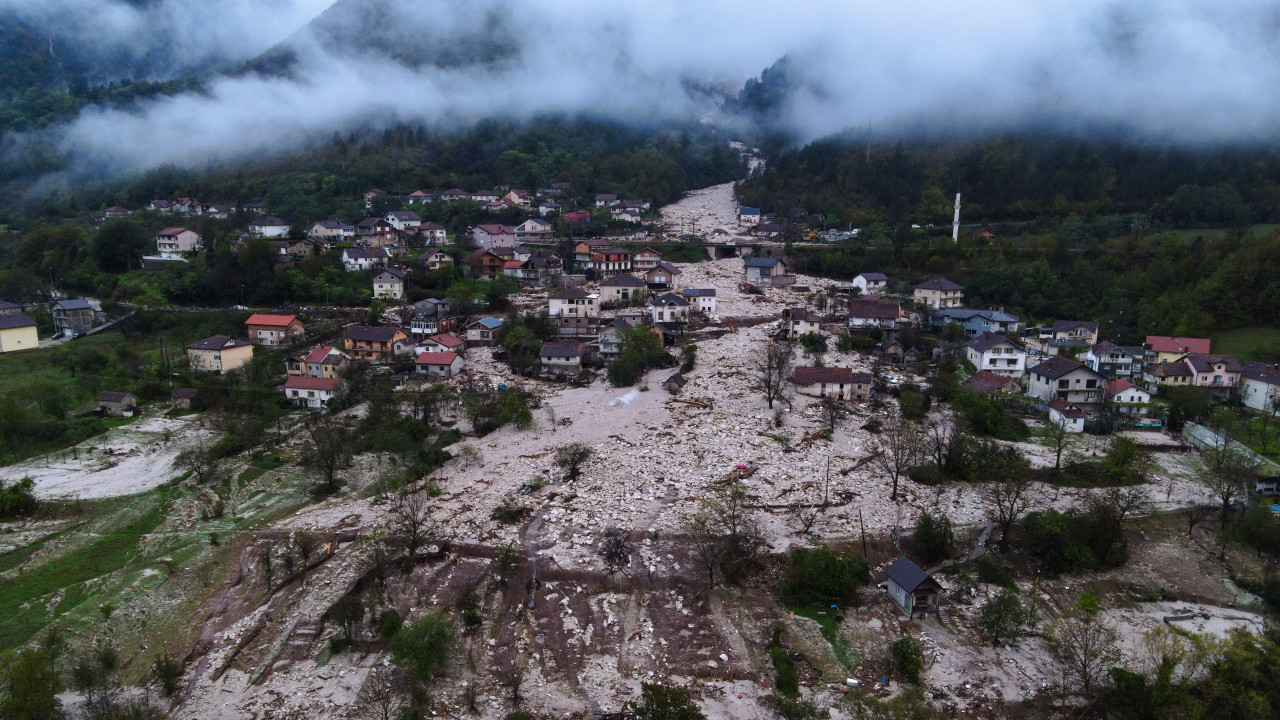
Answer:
[43,0,1280,176]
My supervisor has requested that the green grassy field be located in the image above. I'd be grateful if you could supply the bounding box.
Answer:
[1211,326,1280,364]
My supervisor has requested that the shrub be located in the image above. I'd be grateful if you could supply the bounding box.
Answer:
[378,609,403,639]
[630,682,708,720]
[912,511,954,565]
[977,589,1025,645]
[906,464,945,486]
[768,627,799,695]
[890,637,924,682]
[765,693,819,720]
[780,547,871,608]
[975,557,1017,588]
[389,613,456,682]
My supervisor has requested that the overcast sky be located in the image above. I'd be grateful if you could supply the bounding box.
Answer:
[19,0,1280,177]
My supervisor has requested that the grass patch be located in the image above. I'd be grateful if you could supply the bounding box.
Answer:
[0,523,82,574]
[1211,326,1280,364]
[789,606,855,669]
[0,490,170,649]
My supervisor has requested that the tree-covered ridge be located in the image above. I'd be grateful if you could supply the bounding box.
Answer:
[739,135,1280,227]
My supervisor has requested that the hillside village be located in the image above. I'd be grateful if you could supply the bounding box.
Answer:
[1,175,1280,720]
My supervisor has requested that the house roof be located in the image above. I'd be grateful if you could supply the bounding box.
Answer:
[542,341,585,358]
[251,216,288,227]
[635,247,661,256]
[427,333,464,348]
[187,335,252,351]
[664,373,687,389]
[1104,379,1146,397]
[794,367,864,385]
[284,376,342,391]
[1049,399,1085,418]
[0,313,36,330]
[96,391,133,403]
[420,221,446,231]
[1029,356,1095,380]
[356,217,390,228]
[1184,354,1243,374]
[595,193,618,201]
[469,317,503,330]
[503,260,524,270]
[739,207,761,216]
[683,288,717,297]
[157,227,190,236]
[473,224,513,235]
[1050,319,1099,334]
[849,300,900,320]
[884,556,935,594]
[343,325,403,342]
[314,220,352,229]
[914,276,964,291]
[0,299,20,310]
[171,388,198,400]
[1089,340,1132,356]
[1243,362,1280,386]
[416,351,460,366]
[375,268,406,279]
[551,286,594,300]
[387,211,421,221]
[652,293,689,307]
[857,272,889,281]
[601,274,646,288]
[934,308,1019,324]
[344,247,390,259]
[463,249,501,263]
[1150,360,1194,378]
[964,371,1018,394]
[304,346,339,363]
[1146,335,1211,355]
[245,313,298,327]
[967,332,1018,352]
[654,261,682,274]
[743,256,782,268]
[54,299,93,311]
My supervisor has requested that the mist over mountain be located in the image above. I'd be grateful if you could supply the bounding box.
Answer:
[14,0,1280,184]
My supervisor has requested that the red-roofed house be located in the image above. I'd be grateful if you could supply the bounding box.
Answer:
[563,210,591,224]
[1048,399,1085,433]
[155,227,202,256]
[1104,379,1152,415]
[1146,335,1211,364]
[283,376,342,410]
[415,351,464,378]
[794,367,874,401]
[421,333,464,354]
[245,314,304,347]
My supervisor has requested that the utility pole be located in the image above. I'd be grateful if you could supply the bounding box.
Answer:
[858,508,868,559]
[951,192,961,243]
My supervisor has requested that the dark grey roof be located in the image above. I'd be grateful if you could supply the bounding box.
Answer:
[601,274,646,287]
[97,392,134,403]
[343,326,402,342]
[54,299,93,311]
[0,313,36,330]
[1029,356,1095,380]
[1050,319,1099,334]
[914,276,964,291]
[0,299,19,310]
[551,287,593,300]
[743,257,782,268]
[652,293,689,307]
[683,288,717,297]
[187,335,252,350]
[1243,362,1280,385]
[344,247,390,259]
[542,342,585,358]
[967,333,1017,352]
[885,555,933,593]
[171,388,198,399]
[858,272,889,281]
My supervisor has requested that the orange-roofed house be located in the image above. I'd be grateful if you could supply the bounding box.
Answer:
[415,351,464,378]
[245,314,305,347]
[282,376,342,410]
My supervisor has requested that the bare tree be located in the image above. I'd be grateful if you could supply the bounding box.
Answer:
[599,528,631,575]
[750,341,795,410]
[873,415,922,500]
[1046,614,1121,699]
[1179,504,1216,538]
[174,442,226,485]
[354,668,407,720]
[925,420,954,470]
[389,487,437,559]
[301,417,352,495]
[554,442,594,481]
[1046,417,1072,472]
[1195,435,1259,525]
[791,458,833,535]
[685,505,725,593]
[819,396,847,435]
[984,476,1036,553]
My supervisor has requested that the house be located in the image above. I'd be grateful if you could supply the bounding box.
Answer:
[1241,363,1280,413]
[931,308,1021,337]
[514,253,564,287]
[784,308,821,339]
[309,220,355,240]
[148,199,172,212]
[52,299,98,334]
[739,207,761,225]
[1145,335,1212,364]
[1048,399,1086,433]
[421,250,453,271]
[171,388,198,409]
[155,227,202,256]
[283,376,342,410]
[594,193,619,208]
[469,224,518,250]
[598,318,632,358]
[440,188,470,201]
[1027,356,1105,405]
[363,188,385,209]
[410,299,451,336]
[1184,354,1243,398]
[1105,379,1152,415]
[549,287,600,335]
[884,556,942,616]
[203,204,232,219]
[963,370,1022,395]
[342,326,407,362]
[965,333,1026,378]
[0,299,22,316]
[103,206,131,218]
[794,366,873,401]
[463,249,505,282]
[298,346,349,378]
[416,221,448,245]
[1084,341,1143,377]
[742,257,790,286]
[650,294,690,324]
[540,341,586,374]
[662,373,687,393]
[598,274,648,305]
[96,392,137,417]
[248,216,290,237]
[415,351,464,378]
[355,218,396,246]
[373,268,406,300]
[538,200,562,216]
[633,248,662,272]
[682,288,717,314]
[406,190,433,204]
[848,299,903,329]
[342,247,391,272]
[471,190,499,203]
[245,314,304,347]
[912,277,964,309]
[645,262,681,291]
[187,335,254,374]
[503,189,532,208]
[385,210,422,230]
[589,248,632,278]
[1045,320,1100,348]
[562,210,591,224]
[421,332,465,354]
[1143,360,1195,392]
[514,218,553,241]
[465,317,503,346]
[614,209,642,223]
[0,313,38,353]
[753,222,785,237]
[851,272,889,295]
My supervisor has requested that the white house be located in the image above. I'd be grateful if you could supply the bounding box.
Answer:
[598,274,647,305]
[310,220,355,239]
[1048,399,1085,433]
[249,216,290,238]
[1104,379,1152,415]
[342,247,391,272]
[682,288,717,314]
[912,277,964,309]
[1241,362,1280,413]
[784,308,821,339]
[372,268,405,300]
[851,272,889,295]
[739,207,761,225]
[540,341,586,374]
[650,293,690,324]
[548,286,600,319]
[415,351,464,378]
[1027,357,1105,405]
[155,227,202,257]
[964,333,1026,378]
[794,366,873,401]
[385,210,422,230]
[742,256,789,286]
[514,218,553,241]
[598,318,631,358]
[884,556,942,615]
[283,376,341,410]
[420,332,464,354]
[417,221,448,244]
